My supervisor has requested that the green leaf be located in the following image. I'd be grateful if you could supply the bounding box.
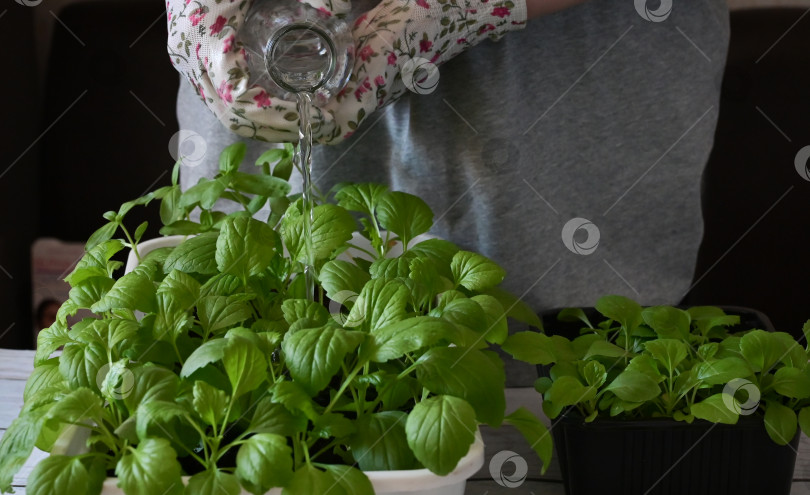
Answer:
[0,409,47,492]
[690,393,739,424]
[115,438,184,495]
[405,395,478,476]
[546,375,595,407]
[200,273,243,297]
[350,412,415,471]
[192,381,229,427]
[74,319,139,351]
[584,340,630,359]
[247,397,307,436]
[157,269,201,310]
[255,147,286,168]
[416,347,506,426]
[24,361,64,403]
[625,354,664,383]
[673,369,700,397]
[771,367,810,399]
[740,330,785,372]
[764,401,797,445]
[376,191,433,247]
[180,339,228,378]
[450,251,505,291]
[371,316,456,362]
[235,433,293,494]
[216,215,277,279]
[580,361,607,388]
[281,326,364,395]
[434,297,487,336]
[409,238,459,281]
[90,271,156,313]
[35,321,73,364]
[641,306,691,340]
[134,221,149,243]
[135,400,188,441]
[272,381,317,420]
[281,299,330,327]
[798,407,810,437]
[58,342,106,390]
[223,337,267,399]
[595,294,642,330]
[160,220,206,236]
[556,307,592,328]
[697,342,719,361]
[470,295,508,344]
[772,332,807,369]
[319,465,375,495]
[501,332,555,365]
[282,464,373,495]
[163,232,219,275]
[335,182,388,217]
[220,143,246,173]
[312,412,355,439]
[198,294,254,336]
[319,260,371,299]
[504,407,553,475]
[694,357,752,385]
[180,178,227,209]
[231,171,291,198]
[68,276,115,309]
[644,339,688,373]
[605,370,661,402]
[160,185,183,225]
[345,278,409,330]
[27,455,105,495]
[124,364,179,411]
[282,202,356,262]
[86,221,119,251]
[47,387,104,425]
[185,469,241,495]
[65,239,124,286]
[370,257,411,280]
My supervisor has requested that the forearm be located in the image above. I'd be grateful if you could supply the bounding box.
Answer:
[526,0,589,19]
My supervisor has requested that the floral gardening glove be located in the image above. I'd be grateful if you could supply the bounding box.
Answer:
[167,0,526,144]
[318,0,527,142]
[167,0,347,143]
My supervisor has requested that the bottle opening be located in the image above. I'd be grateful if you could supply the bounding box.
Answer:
[265,24,336,94]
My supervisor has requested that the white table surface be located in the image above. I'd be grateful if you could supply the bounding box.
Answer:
[3,348,810,494]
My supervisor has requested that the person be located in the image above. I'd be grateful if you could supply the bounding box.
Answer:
[34,298,60,333]
[168,0,730,382]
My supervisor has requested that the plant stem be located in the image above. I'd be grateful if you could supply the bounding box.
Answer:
[324,362,364,415]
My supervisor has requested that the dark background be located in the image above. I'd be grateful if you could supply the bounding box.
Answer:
[0,2,808,348]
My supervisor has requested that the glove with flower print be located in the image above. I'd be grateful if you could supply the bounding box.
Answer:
[167,0,526,145]
[319,0,526,142]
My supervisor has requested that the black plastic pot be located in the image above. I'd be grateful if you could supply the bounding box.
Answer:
[539,306,798,495]
[551,414,799,495]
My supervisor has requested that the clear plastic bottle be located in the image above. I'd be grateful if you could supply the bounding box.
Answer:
[238,0,354,105]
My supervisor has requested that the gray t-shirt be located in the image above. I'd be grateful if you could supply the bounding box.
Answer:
[177,0,729,355]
